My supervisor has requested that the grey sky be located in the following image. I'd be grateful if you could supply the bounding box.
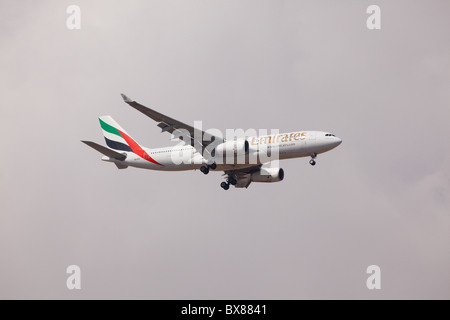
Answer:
[0,0,449,299]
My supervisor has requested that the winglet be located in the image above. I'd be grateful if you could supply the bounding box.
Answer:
[121,93,133,103]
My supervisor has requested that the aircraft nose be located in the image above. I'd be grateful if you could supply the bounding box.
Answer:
[335,137,342,146]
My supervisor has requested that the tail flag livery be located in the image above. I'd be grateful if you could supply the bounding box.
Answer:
[99,116,134,152]
[98,116,163,166]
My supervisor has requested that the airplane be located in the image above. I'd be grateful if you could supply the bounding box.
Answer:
[82,94,342,190]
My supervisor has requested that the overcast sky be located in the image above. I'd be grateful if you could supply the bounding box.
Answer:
[0,0,449,299]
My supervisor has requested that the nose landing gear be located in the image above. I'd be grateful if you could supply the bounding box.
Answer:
[309,153,317,166]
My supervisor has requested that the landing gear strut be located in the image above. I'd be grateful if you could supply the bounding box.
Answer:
[309,153,317,166]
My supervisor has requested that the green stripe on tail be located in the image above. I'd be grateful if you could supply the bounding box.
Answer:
[99,118,121,137]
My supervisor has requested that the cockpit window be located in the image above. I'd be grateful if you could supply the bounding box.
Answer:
[325,133,336,137]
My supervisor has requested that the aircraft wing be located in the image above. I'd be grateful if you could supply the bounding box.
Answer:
[120,94,223,158]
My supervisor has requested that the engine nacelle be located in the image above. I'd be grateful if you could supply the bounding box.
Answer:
[215,139,249,157]
[251,167,284,183]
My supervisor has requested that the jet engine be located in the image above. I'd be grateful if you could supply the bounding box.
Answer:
[251,167,284,183]
[214,139,249,157]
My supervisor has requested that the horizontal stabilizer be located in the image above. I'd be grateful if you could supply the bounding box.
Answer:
[81,141,127,161]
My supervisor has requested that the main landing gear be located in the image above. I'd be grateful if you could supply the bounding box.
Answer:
[220,182,229,190]
[220,176,237,190]
[309,153,317,166]
[200,162,217,175]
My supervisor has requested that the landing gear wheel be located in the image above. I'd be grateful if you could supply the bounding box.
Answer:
[200,166,209,174]
[209,163,217,170]
[309,153,317,166]
[220,182,230,190]
[228,178,237,186]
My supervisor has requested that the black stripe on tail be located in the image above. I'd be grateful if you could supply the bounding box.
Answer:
[104,137,133,152]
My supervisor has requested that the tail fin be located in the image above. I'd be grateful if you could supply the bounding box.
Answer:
[98,116,163,166]
[98,116,142,152]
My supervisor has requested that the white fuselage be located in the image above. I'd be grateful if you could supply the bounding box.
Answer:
[102,131,342,171]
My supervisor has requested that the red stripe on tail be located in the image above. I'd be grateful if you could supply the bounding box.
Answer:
[117,129,163,166]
